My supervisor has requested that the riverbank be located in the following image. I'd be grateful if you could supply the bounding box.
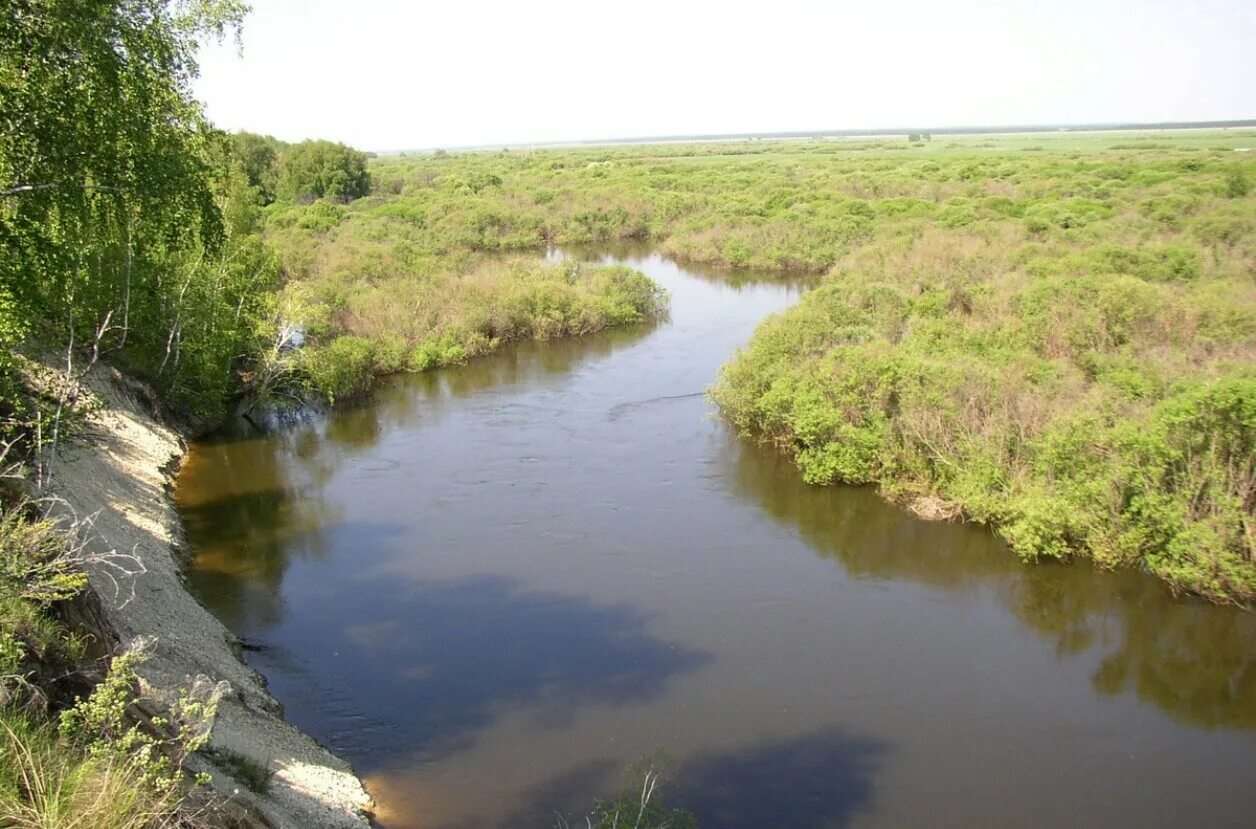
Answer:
[47,362,372,827]
[173,246,1256,828]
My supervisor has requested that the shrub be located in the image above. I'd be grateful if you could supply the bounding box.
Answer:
[711,223,1255,602]
[582,762,694,829]
[301,336,377,403]
[0,710,178,829]
[1023,198,1113,232]
[1224,166,1250,198]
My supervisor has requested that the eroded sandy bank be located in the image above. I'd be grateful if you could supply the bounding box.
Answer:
[47,364,372,828]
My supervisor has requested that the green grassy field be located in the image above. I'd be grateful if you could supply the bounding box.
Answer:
[266,129,1255,602]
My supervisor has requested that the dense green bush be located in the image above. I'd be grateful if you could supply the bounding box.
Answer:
[278,140,371,203]
[231,131,286,204]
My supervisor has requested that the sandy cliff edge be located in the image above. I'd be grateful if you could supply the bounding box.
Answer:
[47,363,372,828]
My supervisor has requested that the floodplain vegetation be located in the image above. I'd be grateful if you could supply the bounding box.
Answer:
[267,129,1255,604]
[1,3,1253,824]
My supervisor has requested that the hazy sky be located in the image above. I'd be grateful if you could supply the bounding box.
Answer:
[193,0,1255,151]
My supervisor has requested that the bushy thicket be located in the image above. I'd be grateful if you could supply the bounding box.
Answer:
[296,131,1253,272]
[711,192,1254,602]
[294,258,667,401]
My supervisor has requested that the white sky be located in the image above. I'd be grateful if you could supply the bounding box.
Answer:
[193,0,1256,151]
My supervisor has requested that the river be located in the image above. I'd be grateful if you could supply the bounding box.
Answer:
[175,244,1256,828]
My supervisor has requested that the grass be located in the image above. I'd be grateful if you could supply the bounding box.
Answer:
[210,748,273,794]
[265,129,1256,602]
[561,760,694,829]
[0,404,218,826]
[0,710,179,829]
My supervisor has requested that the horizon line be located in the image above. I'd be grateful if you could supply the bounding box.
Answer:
[372,117,1256,155]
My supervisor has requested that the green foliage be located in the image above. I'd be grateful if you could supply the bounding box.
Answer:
[0,650,215,827]
[231,131,287,204]
[184,128,1256,600]
[713,213,1255,602]
[582,761,695,829]
[0,505,214,825]
[210,748,273,794]
[0,0,277,417]
[1023,198,1112,232]
[294,260,667,402]
[278,140,371,204]
[60,651,217,797]
[0,708,179,828]
[1224,165,1250,198]
[1086,244,1200,282]
[0,506,86,701]
[300,336,377,404]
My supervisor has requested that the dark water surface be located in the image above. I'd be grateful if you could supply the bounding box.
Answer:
[177,246,1256,828]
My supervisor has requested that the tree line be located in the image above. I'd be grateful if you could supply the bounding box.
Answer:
[0,0,371,420]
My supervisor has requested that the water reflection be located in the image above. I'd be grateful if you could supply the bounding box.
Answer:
[727,436,1256,731]
[677,729,886,829]
[553,241,822,292]
[434,758,621,829]
[177,429,345,632]
[386,321,658,406]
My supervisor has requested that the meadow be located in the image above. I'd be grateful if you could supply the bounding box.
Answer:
[266,130,1256,602]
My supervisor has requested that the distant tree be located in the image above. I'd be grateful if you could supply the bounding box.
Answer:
[923,132,933,141]
[908,133,923,143]
[231,131,285,203]
[277,140,371,203]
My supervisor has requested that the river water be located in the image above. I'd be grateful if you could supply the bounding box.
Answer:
[175,245,1256,828]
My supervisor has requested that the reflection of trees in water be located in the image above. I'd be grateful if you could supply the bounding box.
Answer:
[363,320,658,431]
[727,436,1256,731]
[177,423,346,633]
[1088,591,1256,730]
[177,309,659,636]
[179,239,792,636]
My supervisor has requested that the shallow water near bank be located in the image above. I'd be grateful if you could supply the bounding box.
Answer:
[176,245,1256,828]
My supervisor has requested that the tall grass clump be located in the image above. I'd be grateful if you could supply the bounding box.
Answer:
[0,705,189,829]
